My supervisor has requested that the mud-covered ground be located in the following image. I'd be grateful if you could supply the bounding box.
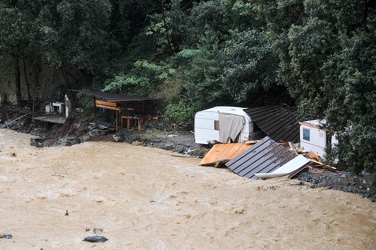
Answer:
[1,105,375,202]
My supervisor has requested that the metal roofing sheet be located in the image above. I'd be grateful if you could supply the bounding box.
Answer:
[225,136,296,179]
[255,155,310,179]
[199,143,253,166]
[246,106,304,143]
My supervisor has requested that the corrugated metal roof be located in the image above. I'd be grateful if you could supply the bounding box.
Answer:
[85,91,155,102]
[225,136,296,179]
[199,143,253,166]
[255,155,310,180]
[246,106,303,143]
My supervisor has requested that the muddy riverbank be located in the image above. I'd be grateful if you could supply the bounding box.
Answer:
[1,105,375,202]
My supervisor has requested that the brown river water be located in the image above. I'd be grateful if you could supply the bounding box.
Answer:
[0,128,375,249]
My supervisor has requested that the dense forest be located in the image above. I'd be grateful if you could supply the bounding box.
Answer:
[0,0,375,174]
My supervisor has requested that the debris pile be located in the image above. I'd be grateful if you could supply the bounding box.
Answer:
[198,136,375,201]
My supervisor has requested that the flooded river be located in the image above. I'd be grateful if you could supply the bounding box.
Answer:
[0,129,375,249]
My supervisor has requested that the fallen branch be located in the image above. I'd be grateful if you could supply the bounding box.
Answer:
[1,113,30,128]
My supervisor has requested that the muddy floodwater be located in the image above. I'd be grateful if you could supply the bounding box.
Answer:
[0,128,375,249]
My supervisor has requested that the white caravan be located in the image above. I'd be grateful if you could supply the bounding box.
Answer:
[194,106,253,144]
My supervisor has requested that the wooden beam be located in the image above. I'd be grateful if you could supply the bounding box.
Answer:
[116,109,119,132]
[94,96,97,126]
[299,121,329,131]
[95,99,117,107]
[95,104,119,111]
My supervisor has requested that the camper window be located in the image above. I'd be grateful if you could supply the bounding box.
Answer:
[303,128,310,141]
[214,120,219,130]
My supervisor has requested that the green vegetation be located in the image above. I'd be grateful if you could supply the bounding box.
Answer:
[0,0,375,174]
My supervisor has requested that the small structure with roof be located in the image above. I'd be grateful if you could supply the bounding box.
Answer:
[299,119,338,160]
[85,91,157,132]
[195,105,306,145]
[194,106,253,144]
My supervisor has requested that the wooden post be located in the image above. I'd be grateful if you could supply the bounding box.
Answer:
[93,96,97,126]
[137,118,142,132]
[116,109,119,132]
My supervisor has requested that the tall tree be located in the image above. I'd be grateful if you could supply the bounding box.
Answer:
[0,1,40,106]
[55,0,112,79]
[220,30,290,106]
[264,0,376,172]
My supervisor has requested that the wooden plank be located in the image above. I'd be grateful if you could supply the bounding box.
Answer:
[308,150,322,162]
[95,104,119,111]
[116,109,118,132]
[121,115,133,129]
[199,143,252,166]
[95,99,117,108]
[299,121,329,131]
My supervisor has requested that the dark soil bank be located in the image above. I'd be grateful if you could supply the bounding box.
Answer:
[296,170,376,202]
[1,105,375,202]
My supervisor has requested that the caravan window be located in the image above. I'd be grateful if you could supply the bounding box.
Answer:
[214,120,219,130]
[303,128,310,141]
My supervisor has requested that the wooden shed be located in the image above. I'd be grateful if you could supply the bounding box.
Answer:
[88,91,157,132]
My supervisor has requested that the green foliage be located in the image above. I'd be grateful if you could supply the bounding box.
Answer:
[1,0,374,175]
[264,0,376,173]
[286,18,338,106]
[0,2,39,61]
[104,0,286,121]
[76,91,94,110]
[179,29,225,110]
[145,13,175,53]
[220,29,290,106]
[56,0,113,76]
[321,28,376,173]
[104,60,172,96]
[164,98,197,123]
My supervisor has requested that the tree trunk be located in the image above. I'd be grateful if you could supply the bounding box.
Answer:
[23,58,32,108]
[61,61,76,109]
[14,55,22,107]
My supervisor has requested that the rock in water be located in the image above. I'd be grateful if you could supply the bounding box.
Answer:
[0,234,12,239]
[113,133,124,142]
[83,236,108,243]
[93,228,103,234]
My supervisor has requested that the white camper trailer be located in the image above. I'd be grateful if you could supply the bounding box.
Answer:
[194,106,253,144]
[299,119,338,159]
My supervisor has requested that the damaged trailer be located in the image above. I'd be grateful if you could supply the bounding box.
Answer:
[194,106,253,144]
[299,119,339,160]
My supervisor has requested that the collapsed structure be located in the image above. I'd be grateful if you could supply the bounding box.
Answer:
[194,105,304,145]
[197,106,338,180]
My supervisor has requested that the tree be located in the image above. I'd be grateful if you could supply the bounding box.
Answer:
[321,27,376,173]
[220,30,291,106]
[55,0,113,79]
[0,0,41,106]
[0,0,117,102]
[264,0,376,172]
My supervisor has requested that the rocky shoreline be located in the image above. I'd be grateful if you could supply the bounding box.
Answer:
[1,105,375,202]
